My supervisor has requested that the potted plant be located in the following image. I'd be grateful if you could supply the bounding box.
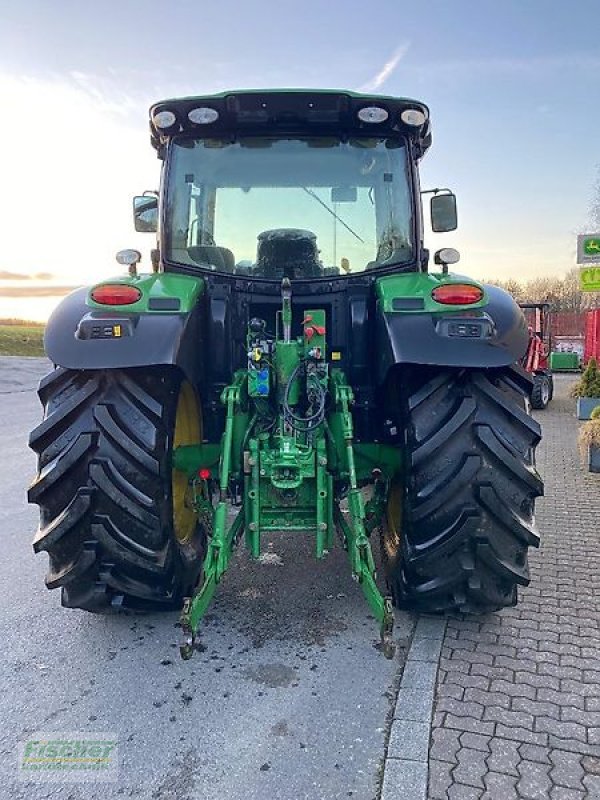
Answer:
[571,357,600,420]
[579,405,600,473]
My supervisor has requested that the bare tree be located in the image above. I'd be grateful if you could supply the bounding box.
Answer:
[483,171,600,309]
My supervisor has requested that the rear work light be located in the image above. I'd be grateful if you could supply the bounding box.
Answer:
[432,284,483,305]
[91,285,142,306]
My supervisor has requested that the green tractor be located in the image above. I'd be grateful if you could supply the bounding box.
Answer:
[28,90,543,658]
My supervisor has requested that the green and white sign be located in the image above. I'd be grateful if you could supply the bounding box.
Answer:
[577,233,600,264]
[579,264,600,292]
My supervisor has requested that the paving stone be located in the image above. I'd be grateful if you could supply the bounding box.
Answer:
[464,688,511,709]
[387,719,429,762]
[436,698,485,720]
[515,670,560,690]
[561,707,600,727]
[446,673,491,691]
[413,616,446,641]
[393,688,434,723]
[489,678,536,700]
[452,747,488,789]
[548,749,585,790]
[431,710,446,728]
[582,774,600,798]
[408,636,444,662]
[537,688,585,710]
[480,771,519,800]
[428,758,455,799]
[483,705,535,730]
[516,758,552,799]
[459,732,491,753]
[535,717,587,743]
[429,727,461,764]
[443,714,496,737]
[450,648,494,666]
[486,737,521,777]
[494,723,549,747]
[561,679,600,697]
[549,788,586,800]
[581,754,600,774]
[475,642,518,658]
[547,735,600,758]
[470,662,515,682]
[538,663,583,681]
[437,682,466,702]
[400,660,438,691]
[511,696,561,720]
[447,782,484,800]
[519,743,551,764]
[380,758,427,800]
[590,727,600,745]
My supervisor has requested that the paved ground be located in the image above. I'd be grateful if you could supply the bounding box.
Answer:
[0,357,414,800]
[429,374,600,800]
[3,360,598,800]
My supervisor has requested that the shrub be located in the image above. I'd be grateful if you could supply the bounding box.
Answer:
[571,358,600,398]
[579,418,600,451]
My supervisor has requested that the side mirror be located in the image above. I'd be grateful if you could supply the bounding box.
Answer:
[430,193,458,232]
[133,195,158,233]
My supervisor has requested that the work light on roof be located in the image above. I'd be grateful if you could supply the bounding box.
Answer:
[153,110,177,129]
[401,108,427,127]
[357,106,389,124]
[188,107,219,125]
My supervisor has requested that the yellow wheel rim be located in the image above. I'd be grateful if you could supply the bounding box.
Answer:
[172,382,201,544]
[383,479,403,561]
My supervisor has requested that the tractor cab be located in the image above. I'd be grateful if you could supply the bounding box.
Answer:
[135,90,457,281]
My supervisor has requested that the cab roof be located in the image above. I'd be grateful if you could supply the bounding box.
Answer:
[148,88,432,158]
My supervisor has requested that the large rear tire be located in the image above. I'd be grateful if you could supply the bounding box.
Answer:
[382,366,543,613]
[28,367,207,612]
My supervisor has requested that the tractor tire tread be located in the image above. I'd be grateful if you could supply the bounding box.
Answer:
[384,365,542,614]
[28,368,204,613]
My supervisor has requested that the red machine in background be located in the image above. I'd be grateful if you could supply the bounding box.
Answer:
[584,309,600,364]
[519,303,554,409]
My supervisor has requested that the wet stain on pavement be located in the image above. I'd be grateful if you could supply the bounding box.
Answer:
[243,662,297,688]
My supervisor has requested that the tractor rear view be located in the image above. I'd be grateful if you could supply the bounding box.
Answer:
[28,90,543,658]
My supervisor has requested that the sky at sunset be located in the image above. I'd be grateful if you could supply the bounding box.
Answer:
[1,0,599,319]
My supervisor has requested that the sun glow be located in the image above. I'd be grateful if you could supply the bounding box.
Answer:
[0,72,158,285]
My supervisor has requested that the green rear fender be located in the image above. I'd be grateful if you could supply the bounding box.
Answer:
[43,273,205,383]
[374,272,529,381]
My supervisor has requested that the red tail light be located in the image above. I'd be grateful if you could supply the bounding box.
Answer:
[91,285,142,305]
[432,284,483,305]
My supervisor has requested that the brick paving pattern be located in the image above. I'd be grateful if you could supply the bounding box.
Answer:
[428,376,600,800]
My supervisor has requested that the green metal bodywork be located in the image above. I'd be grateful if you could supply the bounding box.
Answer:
[376,272,487,313]
[176,293,399,659]
[87,272,204,314]
[157,86,427,108]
